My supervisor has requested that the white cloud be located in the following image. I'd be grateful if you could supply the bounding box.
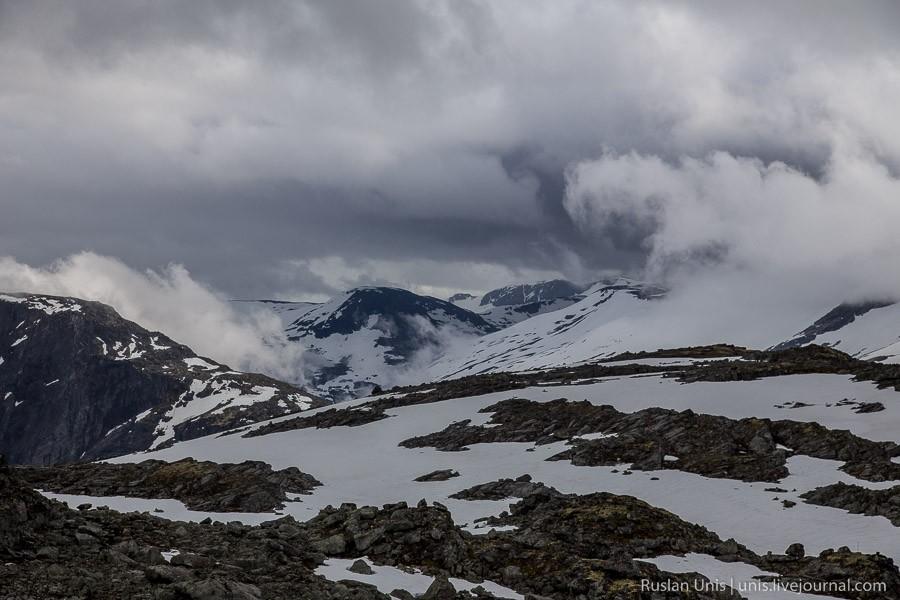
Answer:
[564,145,900,346]
[0,252,305,383]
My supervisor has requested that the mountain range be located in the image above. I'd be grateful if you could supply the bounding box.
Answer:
[5,283,900,596]
[240,280,900,401]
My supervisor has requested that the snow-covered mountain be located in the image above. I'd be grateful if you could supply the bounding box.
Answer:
[245,287,498,400]
[449,279,587,328]
[773,300,900,363]
[0,293,323,464]
[432,278,667,378]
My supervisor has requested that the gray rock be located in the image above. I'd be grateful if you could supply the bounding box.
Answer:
[347,559,374,575]
[422,576,457,600]
[414,469,460,482]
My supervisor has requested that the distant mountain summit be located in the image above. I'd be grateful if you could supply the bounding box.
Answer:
[287,286,496,340]
[0,293,323,464]
[480,279,584,307]
[246,287,498,400]
[450,279,588,328]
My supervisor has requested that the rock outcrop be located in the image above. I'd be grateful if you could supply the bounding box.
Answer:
[17,458,321,512]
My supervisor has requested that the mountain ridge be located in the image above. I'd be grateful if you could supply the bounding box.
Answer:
[0,292,323,464]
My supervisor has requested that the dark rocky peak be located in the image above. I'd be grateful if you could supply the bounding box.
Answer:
[479,279,584,307]
[0,292,324,465]
[288,286,497,339]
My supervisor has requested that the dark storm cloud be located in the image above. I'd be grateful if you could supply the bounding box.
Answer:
[2,0,900,300]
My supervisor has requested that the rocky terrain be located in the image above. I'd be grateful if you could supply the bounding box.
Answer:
[0,456,392,599]
[400,397,900,482]
[801,482,900,526]
[5,454,856,600]
[0,293,324,464]
[17,458,321,512]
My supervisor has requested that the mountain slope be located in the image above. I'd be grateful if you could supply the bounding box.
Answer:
[432,278,666,378]
[249,287,498,400]
[0,293,323,464]
[773,300,900,362]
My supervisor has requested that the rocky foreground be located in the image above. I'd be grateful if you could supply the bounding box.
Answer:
[3,451,900,599]
[6,345,900,598]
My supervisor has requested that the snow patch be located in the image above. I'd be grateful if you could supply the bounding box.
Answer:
[0,294,83,315]
[315,557,523,599]
[183,357,220,371]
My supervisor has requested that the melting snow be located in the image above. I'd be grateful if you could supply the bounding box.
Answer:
[119,373,900,563]
[161,549,181,563]
[574,431,619,440]
[112,337,146,361]
[39,492,276,526]
[149,336,171,350]
[0,294,83,315]
[183,357,220,371]
[149,379,312,449]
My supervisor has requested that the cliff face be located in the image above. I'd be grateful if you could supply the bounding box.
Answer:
[0,293,323,464]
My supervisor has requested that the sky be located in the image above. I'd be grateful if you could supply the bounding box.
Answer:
[2,1,900,366]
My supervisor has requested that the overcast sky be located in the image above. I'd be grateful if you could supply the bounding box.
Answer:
[3,0,900,303]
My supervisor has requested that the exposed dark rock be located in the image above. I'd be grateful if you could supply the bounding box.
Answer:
[760,546,900,599]
[415,469,460,482]
[450,475,561,501]
[802,482,900,526]
[786,543,805,559]
[17,457,321,512]
[677,344,900,394]
[422,575,457,599]
[482,491,753,562]
[246,406,388,438]
[376,363,685,412]
[0,460,386,599]
[603,344,752,362]
[348,559,375,575]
